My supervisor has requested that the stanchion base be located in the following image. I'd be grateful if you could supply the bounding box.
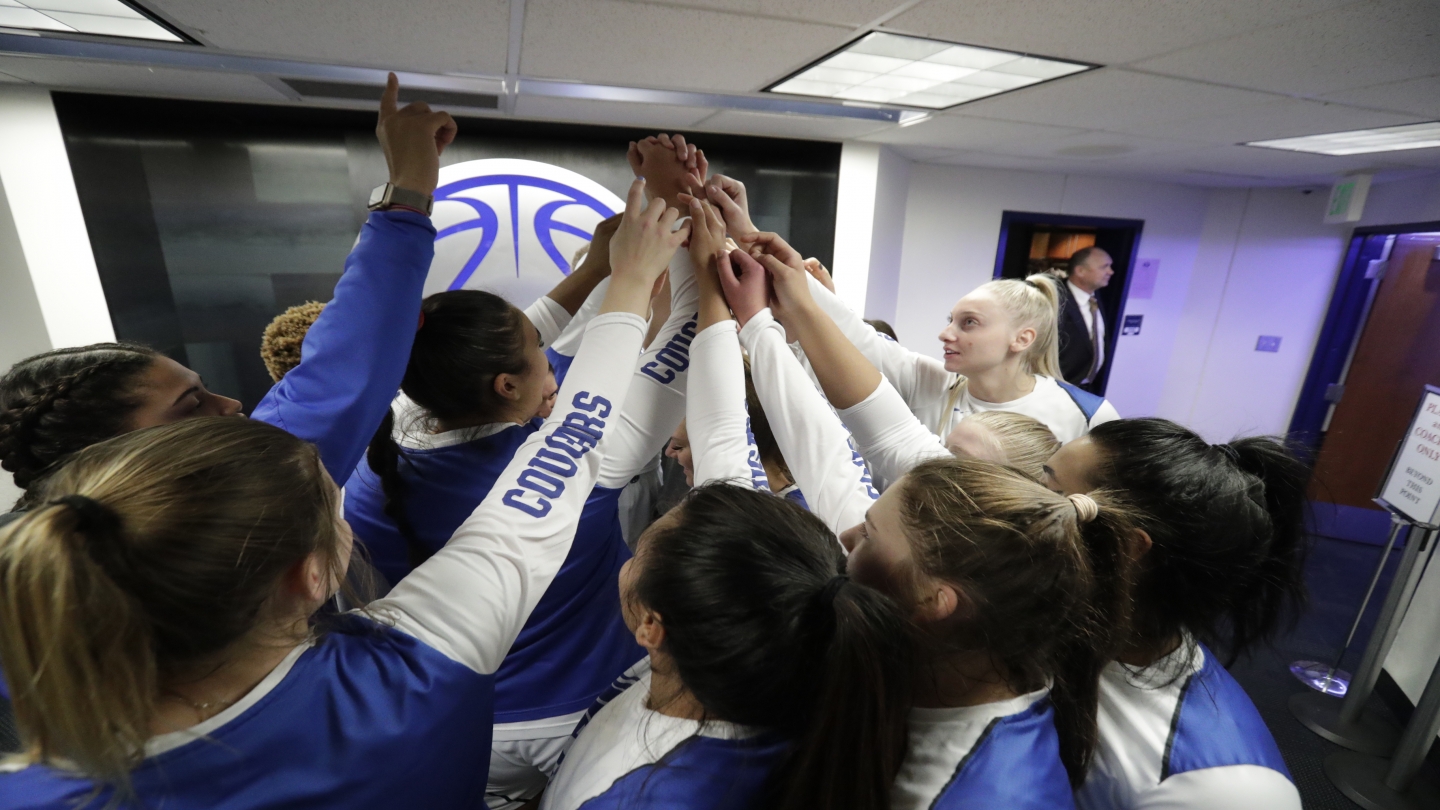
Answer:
[1290,691,1402,756]
[1291,660,1352,696]
[1325,751,1440,810]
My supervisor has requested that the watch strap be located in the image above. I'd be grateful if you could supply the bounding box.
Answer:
[369,183,434,215]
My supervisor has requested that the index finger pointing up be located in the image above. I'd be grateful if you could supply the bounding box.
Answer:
[624,176,647,218]
[380,72,399,119]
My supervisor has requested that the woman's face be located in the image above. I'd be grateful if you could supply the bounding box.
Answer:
[1042,435,1102,495]
[842,481,919,604]
[535,365,559,421]
[665,421,695,486]
[936,290,1022,376]
[125,356,244,430]
[619,507,679,634]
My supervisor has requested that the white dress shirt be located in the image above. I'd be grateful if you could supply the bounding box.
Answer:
[1068,281,1105,382]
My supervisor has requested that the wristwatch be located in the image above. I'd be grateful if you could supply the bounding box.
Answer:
[367,183,434,215]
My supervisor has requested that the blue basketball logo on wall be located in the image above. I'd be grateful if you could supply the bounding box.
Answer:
[428,159,624,306]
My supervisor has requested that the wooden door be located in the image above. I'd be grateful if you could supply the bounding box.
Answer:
[1311,232,1440,508]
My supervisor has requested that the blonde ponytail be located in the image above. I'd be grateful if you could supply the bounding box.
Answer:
[970,274,1063,379]
[0,500,155,794]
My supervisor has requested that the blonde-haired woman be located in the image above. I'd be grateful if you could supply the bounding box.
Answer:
[765,236,1114,444]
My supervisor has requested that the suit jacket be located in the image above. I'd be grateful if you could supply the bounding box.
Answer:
[1058,284,1112,387]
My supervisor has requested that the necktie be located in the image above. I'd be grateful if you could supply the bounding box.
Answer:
[1084,296,1102,383]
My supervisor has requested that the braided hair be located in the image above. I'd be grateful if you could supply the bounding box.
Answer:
[0,343,160,508]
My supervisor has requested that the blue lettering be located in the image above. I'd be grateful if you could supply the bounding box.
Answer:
[503,489,551,517]
[562,412,606,438]
[519,468,564,498]
[656,346,689,372]
[572,391,612,418]
[640,362,676,384]
[547,426,596,457]
[532,447,580,477]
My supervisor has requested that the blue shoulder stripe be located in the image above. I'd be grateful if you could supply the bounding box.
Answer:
[1055,380,1104,422]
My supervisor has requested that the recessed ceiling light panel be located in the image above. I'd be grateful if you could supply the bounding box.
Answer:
[0,0,185,42]
[766,32,1093,110]
[1246,122,1440,155]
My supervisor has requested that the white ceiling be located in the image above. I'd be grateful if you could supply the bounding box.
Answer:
[0,0,1435,187]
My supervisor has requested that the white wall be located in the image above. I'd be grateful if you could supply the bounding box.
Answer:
[0,87,113,508]
[884,162,1214,420]
[831,143,911,320]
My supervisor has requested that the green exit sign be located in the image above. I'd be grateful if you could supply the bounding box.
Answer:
[1325,174,1372,224]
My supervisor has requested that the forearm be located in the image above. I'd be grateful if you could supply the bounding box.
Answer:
[742,309,878,536]
[787,302,883,411]
[837,379,950,492]
[544,263,610,316]
[687,321,764,488]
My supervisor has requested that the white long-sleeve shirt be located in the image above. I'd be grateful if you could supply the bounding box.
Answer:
[738,309,878,537]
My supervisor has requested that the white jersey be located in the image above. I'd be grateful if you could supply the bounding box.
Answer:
[542,660,789,810]
[894,689,1074,810]
[739,309,879,537]
[803,274,1118,441]
[1077,642,1300,810]
[686,319,770,490]
[837,377,951,493]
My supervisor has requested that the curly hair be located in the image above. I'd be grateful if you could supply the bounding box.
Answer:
[260,301,326,382]
[0,344,160,507]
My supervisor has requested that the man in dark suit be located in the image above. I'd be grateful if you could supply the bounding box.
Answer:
[1057,246,1114,393]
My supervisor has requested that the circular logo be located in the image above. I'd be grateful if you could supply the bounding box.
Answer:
[427,159,624,307]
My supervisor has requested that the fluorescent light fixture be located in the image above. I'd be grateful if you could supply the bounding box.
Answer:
[766,31,1092,110]
[1247,122,1440,156]
[0,0,184,42]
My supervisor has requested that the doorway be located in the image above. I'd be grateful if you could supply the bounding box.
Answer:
[1293,224,1440,541]
[992,211,1144,395]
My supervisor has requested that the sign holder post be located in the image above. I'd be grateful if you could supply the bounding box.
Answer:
[1292,385,1440,809]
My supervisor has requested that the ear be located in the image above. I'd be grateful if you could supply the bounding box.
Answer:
[914,581,961,623]
[1130,528,1154,559]
[286,550,331,605]
[633,608,666,652]
[1010,325,1037,354]
[492,372,521,402]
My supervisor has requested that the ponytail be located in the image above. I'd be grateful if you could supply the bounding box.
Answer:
[776,579,913,810]
[635,484,914,810]
[0,418,355,791]
[1087,419,1311,663]
[365,408,431,569]
[0,499,155,795]
[896,458,1139,787]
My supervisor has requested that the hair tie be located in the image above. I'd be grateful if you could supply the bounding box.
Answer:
[1212,443,1241,465]
[1067,493,1099,524]
[51,495,131,583]
[416,311,426,332]
[814,574,850,610]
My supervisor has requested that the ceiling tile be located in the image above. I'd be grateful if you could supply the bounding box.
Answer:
[691,108,893,140]
[1320,74,1440,118]
[147,0,511,75]
[514,95,716,129]
[1123,96,1422,144]
[884,0,1354,65]
[955,69,1280,132]
[521,0,850,92]
[0,55,287,101]
[606,0,908,27]
[1133,0,1440,96]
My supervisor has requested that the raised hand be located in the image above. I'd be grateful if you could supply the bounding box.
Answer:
[602,178,691,317]
[686,198,729,276]
[717,249,771,328]
[626,133,704,208]
[741,231,805,271]
[803,257,836,293]
[376,72,458,196]
[575,214,623,277]
[704,174,756,240]
[749,247,815,328]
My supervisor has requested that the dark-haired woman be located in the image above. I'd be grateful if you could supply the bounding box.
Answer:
[714,220,1139,808]
[1044,419,1304,810]
[0,181,684,810]
[345,151,706,809]
[541,483,914,810]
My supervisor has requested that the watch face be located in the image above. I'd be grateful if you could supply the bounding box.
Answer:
[368,184,388,208]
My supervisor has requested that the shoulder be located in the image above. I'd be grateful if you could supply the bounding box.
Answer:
[1167,648,1288,779]
[1047,378,1111,424]
[944,699,1073,809]
[575,734,789,810]
[1139,765,1300,810]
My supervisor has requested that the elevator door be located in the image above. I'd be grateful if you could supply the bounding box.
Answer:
[1311,232,1440,508]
